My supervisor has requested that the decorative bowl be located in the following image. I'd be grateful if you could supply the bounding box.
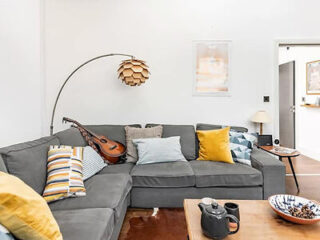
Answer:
[268,194,320,224]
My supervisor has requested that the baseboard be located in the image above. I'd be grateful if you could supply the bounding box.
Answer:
[297,146,320,161]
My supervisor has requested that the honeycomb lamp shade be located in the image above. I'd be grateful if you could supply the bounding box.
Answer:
[118,59,150,86]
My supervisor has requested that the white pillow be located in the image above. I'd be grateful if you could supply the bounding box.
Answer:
[133,136,187,165]
[82,146,107,180]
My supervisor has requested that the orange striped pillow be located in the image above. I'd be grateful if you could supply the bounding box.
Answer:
[42,145,86,203]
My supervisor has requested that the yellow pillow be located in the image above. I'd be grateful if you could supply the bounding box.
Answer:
[197,127,234,164]
[0,172,62,240]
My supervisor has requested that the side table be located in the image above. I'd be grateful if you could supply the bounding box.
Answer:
[258,145,300,192]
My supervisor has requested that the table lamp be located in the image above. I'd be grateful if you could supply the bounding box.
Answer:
[251,111,271,135]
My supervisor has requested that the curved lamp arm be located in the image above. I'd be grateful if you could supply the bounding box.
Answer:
[50,53,134,135]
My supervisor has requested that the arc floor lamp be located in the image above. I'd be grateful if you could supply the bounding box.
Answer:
[50,53,150,135]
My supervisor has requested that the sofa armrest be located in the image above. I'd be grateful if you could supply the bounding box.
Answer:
[251,147,286,199]
[0,154,8,173]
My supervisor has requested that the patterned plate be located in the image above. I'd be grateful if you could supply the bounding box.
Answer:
[268,194,320,224]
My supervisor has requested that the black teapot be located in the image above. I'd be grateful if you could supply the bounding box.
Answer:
[198,202,240,240]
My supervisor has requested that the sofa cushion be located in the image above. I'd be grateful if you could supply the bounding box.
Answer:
[84,124,141,145]
[43,146,86,203]
[52,208,114,240]
[131,161,195,187]
[0,155,7,173]
[54,127,87,146]
[98,163,134,175]
[0,172,62,240]
[190,160,262,187]
[49,174,132,220]
[196,123,248,133]
[196,127,234,164]
[125,125,163,163]
[146,124,196,160]
[55,124,141,146]
[0,136,59,194]
[133,137,187,165]
[82,146,107,181]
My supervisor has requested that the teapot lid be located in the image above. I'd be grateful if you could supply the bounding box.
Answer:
[205,202,226,215]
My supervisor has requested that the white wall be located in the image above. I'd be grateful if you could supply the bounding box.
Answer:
[3,0,320,147]
[0,0,43,147]
[279,47,320,160]
[43,0,320,136]
[45,0,290,134]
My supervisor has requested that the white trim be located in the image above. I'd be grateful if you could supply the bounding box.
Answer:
[192,40,232,97]
[297,146,320,161]
[286,174,320,176]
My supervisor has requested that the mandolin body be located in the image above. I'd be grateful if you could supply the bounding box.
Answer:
[91,135,126,164]
[62,117,126,164]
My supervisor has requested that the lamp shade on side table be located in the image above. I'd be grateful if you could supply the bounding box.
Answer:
[251,111,271,135]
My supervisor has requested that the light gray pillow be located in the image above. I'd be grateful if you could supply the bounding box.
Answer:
[133,136,187,165]
[125,125,163,163]
[82,146,107,180]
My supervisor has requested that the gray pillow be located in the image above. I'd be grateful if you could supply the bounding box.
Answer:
[82,146,107,180]
[125,125,163,163]
[133,136,186,165]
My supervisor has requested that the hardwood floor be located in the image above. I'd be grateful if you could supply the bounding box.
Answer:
[119,155,320,240]
[285,155,320,201]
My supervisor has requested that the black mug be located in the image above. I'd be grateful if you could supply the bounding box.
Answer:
[224,202,240,226]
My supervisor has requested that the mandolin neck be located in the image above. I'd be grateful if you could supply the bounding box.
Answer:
[63,117,99,138]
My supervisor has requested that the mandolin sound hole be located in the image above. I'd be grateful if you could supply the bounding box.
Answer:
[100,139,107,143]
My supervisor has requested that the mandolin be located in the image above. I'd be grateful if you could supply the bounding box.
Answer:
[62,117,126,164]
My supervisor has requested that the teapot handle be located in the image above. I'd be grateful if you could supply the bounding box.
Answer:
[226,214,240,235]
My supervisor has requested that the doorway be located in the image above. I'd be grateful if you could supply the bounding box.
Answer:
[277,44,320,160]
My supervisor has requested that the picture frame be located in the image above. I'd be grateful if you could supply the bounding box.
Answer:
[306,60,320,95]
[193,40,232,96]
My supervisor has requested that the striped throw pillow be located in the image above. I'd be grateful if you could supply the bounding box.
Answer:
[43,145,86,203]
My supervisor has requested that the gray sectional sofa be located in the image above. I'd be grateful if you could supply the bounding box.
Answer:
[0,123,286,240]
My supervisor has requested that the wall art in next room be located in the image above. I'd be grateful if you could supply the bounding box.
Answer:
[306,60,320,95]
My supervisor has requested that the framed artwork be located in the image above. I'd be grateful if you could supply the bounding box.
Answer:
[306,60,320,95]
[193,40,231,96]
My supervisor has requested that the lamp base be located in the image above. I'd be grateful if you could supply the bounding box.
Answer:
[259,122,263,135]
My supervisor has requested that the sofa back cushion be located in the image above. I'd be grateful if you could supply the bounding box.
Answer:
[54,127,87,146]
[0,136,59,194]
[55,124,142,146]
[84,124,142,145]
[146,124,196,160]
[196,123,248,133]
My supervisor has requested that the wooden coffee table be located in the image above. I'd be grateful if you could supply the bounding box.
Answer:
[184,199,320,240]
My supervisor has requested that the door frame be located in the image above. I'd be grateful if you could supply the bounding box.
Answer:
[273,39,320,143]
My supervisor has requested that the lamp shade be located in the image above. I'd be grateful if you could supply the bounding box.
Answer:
[251,111,271,123]
[118,58,150,86]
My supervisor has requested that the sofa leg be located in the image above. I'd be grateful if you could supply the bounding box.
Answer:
[152,207,159,217]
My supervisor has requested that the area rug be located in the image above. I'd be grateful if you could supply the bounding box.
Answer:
[119,208,187,240]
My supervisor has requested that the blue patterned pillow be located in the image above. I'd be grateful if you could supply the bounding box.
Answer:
[229,131,257,166]
[0,224,15,240]
[82,146,107,180]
